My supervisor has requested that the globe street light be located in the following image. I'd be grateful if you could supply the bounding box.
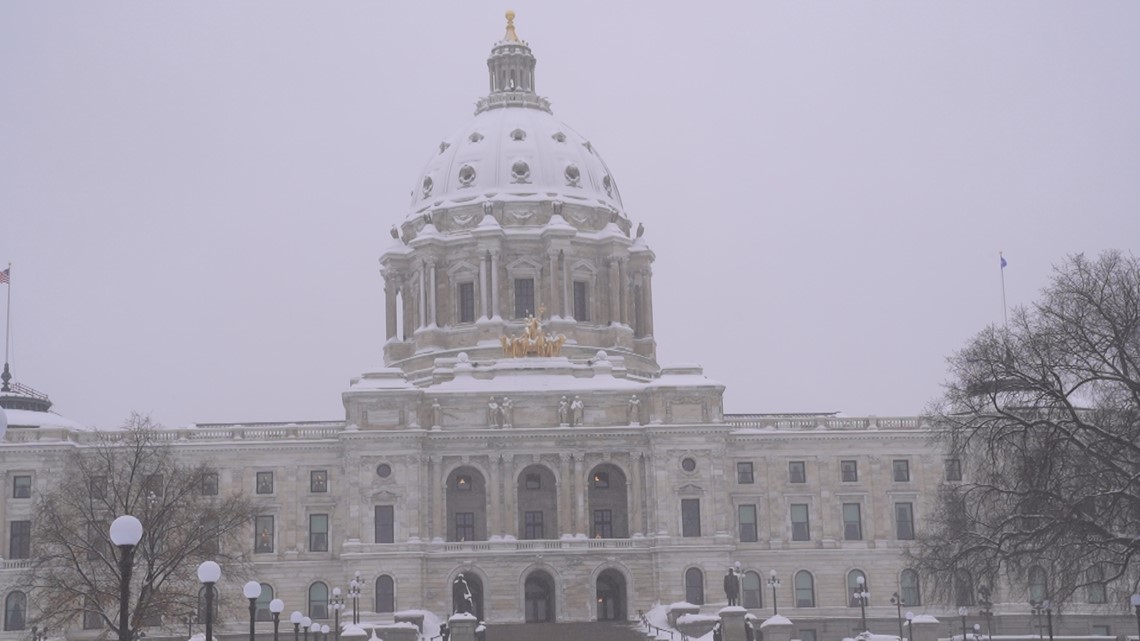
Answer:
[197,561,222,641]
[308,618,320,641]
[301,617,312,641]
[348,572,362,625]
[320,624,330,641]
[109,515,144,641]
[329,588,344,641]
[978,586,994,640]
[853,576,870,633]
[906,611,915,641]
[290,611,303,641]
[270,599,285,641]
[767,570,781,616]
[958,607,969,641]
[244,581,263,641]
[890,591,906,640]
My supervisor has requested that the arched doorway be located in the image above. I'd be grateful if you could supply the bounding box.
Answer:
[524,571,555,623]
[587,463,629,538]
[446,466,487,542]
[451,573,484,621]
[517,464,558,539]
[596,569,626,621]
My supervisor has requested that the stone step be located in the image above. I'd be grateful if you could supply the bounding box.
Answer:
[484,621,647,641]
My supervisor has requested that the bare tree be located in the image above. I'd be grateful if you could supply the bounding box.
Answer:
[912,251,1140,608]
[24,413,258,638]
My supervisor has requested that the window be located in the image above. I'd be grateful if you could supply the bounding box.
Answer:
[456,475,472,491]
[309,514,329,552]
[375,576,395,613]
[255,584,274,621]
[256,471,274,494]
[89,476,107,500]
[681,499,701,537]
[738,505,758,542]
[458,282,476,323]
[945,458,962,482]
[376,463,392,478]
[895,502,915,540]
[83,597,103,629]
[12,476,31,499]
[375,506,394,544]
[200,472,219,496]
[308,583,328,619]
[736,462,754,484]
[788,461,806,483]
[1028,566,1048,604]
[144,474,164,498]
[1086,566,1107,604]
[791,504,810,541]
[255,515,274,553]
[524,511,544,539]
[455,512,475,542]
[955,571,975,606]
[87,523,107,560]
[893,459,911,482]
[1092,626,1111,637]
[900,569,922,606]
[794,571,815,607]
[310,470,328,493]
[592,510,613,539]
[681,457,697,472]
[9,521,30,559]
[514,278,535,318]
[847,570,867,607]
[841,460,858,482]
[684,568,704,605]
[842,503,863,541]
[799,630,817,641]
[742,571,763,609]
[573,281,589,321]
[593,471,609,489]
[4,591,26,631]
[525,473,541,490]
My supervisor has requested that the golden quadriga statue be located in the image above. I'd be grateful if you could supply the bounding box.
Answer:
[500,308,567,358]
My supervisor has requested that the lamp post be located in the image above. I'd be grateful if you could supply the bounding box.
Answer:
[329,588,344,641]
[853,575,870,633]
[197,561,222,641]
[958,606,968,641]
[244,581,262,641]
[1043,600,1053,641]
[301,617,312,641]
[906,611,915,641]
[978,586,993,641]
[186,613,195,640]
[973,623,982,641]
[767,570,781,615]
[308,618,319,641]
[348,572,362,625]
[31,626,48,641]
[290,612,303,641]
[320,624,329,641]
[890,591,906,640]
[270,599,285,641]
[1130,595,1140,641]
[1030,601,1051,640]
[109,515,144,641]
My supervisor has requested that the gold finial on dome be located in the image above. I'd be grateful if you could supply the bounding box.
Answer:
[503,9,520,42]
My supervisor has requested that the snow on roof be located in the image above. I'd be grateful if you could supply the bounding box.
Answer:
[3,407,92,431]
[761,614,793,628]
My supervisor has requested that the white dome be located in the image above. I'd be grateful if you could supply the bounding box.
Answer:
[410,106,624,215]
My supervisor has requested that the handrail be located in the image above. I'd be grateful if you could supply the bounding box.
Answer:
[639,611,689,641]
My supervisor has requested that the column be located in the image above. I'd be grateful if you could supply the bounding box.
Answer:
[426,456,436,540]
[548,252,560,317]
[629,454,643,536]
[384,274,398,340]
[558,453,572,537]
[505,455,517,538]
[644,269,655,335]
[435,458,447,542]
[575,455,587,536]
[498,455,508,535]
[490,251,501,318]
[419,264,428,329]
[402,276,415,339]
[561,253,571,319]
[479,253,489,319]
[487,456,501,538]
[428,260,438,326]
[618,258,629,325]
[608,259,620,325]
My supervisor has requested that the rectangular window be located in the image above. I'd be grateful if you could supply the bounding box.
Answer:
[12,475,31,499]
[89,475,107,500]
[375,506,394,544]
[842,503,863,541]
[592,509,613,539]
[736,462,754,484]
[841,460,858,482]
[893,459,911,482]
[1092,626,1110,637]
[256,471,274,494]
[524,511,544,539]
[895,502,915,540]
[513,278,535,319]
[310,470,328,493]
[458,282,476,323]
[790,504,810,541]
[144,474,164,498]
[738,504,758,543]
[800,630,818,641]
[525,473,541,490]
[573,281,589,321]
[788,461,806,483]
[681,498,701,537]
[200,472,219,496]
[309,514,329,552]
[945,458,963,482]
[455,512,475,542]
[83,598,103,629]
[9,520,31,559]
[86,523,108,561]
[254,515,274,553]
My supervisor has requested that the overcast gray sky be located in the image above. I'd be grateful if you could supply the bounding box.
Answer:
[2,2,1138,428]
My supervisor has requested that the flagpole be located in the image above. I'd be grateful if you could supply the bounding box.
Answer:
[999,252,1008,329]
[2,262,10,392]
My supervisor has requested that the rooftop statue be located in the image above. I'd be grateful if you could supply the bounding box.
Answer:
[499,307,566,358]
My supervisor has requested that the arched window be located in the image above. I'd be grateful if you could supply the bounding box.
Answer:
[196,585,219,624]
[1028,566,1048,604]
[954,571,975,606]
[4,591,27,631]
[900,569,921,606]
[375,575,395,613]
[308,582,329,619]
[1086,566,1107,604]
[256,584,274,621]
[794,571,815,608]
[847,570,867,607]
[685,568,704,605]
[742,571,763,609]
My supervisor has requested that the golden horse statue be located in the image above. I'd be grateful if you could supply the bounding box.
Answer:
[500,307,566,357]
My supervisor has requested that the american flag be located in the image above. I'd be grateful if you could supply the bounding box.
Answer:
[0,268,8,285]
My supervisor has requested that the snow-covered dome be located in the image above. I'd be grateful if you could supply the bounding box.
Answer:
[407,11,623,216]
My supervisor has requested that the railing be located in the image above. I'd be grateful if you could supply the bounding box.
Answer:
[724,414,927,431]
[1,422,347,444]
[422,538,650,554]
[0,559,33,570]
[639,611,689,641]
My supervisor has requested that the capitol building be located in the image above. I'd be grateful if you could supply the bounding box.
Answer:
[0,13,1132,641]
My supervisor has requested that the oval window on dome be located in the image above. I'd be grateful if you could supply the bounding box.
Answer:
[458,164,477,187]
[439,141,450,154]
[422,176,433,198]
[510,128,526,141]
[469,132,484,143]
[511,160,531,183]
[551,131,567,143]
[603,175,613,197]
[564,163,581,187]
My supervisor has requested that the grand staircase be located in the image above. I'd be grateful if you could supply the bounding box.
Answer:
[485,621,647,641]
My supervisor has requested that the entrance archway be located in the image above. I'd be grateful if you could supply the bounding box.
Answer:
[596,569,626,621]
[451,573,484,621]
[524,571,556,623]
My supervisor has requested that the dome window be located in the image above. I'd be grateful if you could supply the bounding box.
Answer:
[552,132,567,143]
[469,132,484,143]
[458,164,477,187]
[511,160,531,183]
[422,176,434,198]
[603,175,613,197]
[564,163,581,187]
[439,141,450,154]
[510,128,527,141]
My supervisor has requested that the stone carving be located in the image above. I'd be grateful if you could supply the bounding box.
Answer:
[570,396,585,426]
[501,397,513,428]
[487,396,511,428]
[431,398,443,428]
[627,395,641,425]
[557,396,570,426]
[487,397,500,427]
[500,307,566,357]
